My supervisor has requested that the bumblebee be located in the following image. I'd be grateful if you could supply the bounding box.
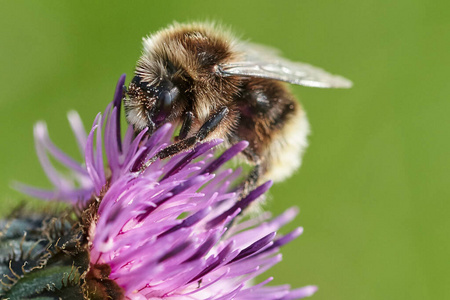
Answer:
[124,23,352,187]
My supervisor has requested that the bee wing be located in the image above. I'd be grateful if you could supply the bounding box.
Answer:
[218,42,353,88]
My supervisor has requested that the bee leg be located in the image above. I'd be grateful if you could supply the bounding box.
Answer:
[145,110,156,134]
[159,106,229,158]
[246,162,262,190]
[176,111,194,141]
[140,107,229,171]
[160,107,228,159]
[196,107,229,140]
[239,149,264,198]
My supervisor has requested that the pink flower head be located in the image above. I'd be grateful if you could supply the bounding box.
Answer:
[19,75,317,300]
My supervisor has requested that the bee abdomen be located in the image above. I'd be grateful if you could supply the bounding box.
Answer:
[234,79,310,183]
[263,105,309,182]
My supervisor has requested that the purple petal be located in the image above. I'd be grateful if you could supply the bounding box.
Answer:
[183,230,221,263]
[206,181,273,229]
[113,74,126,151]
[189,240,238,283]
[202,141,249,175]
[262,227,304,254]
[67,110,88,156]
[85,122,105,194]
[281,286,318,299]
[104,106,121,176]
[158,206,212,238]
[229,232,276,263]
[158,240,193,263]
[95,114,105,185]
[33,122,70,188]
[161,139,222,180]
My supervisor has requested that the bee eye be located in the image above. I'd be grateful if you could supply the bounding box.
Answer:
[157,91,173,113]
[154,87,179,124]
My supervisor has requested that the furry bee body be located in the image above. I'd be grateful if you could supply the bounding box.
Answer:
[232,78,309,182]
[125,23,350,184]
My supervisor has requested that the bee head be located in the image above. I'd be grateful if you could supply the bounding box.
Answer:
[125,75,180,133]
[125,23,242,133]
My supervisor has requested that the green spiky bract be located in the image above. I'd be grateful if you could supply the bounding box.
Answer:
[0,207,89,300]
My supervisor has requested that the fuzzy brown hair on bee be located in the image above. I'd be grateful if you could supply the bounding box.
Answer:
[124,22,352,190]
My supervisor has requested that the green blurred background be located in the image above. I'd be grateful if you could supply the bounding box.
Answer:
[1,1,449,299]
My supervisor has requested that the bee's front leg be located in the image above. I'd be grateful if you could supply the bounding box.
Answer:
[139,107,229,172]
[160,106,229,158]
[196,107,229,140]
[175,111,194,141]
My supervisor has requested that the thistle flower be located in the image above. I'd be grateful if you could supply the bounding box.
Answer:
[6,75,317,299]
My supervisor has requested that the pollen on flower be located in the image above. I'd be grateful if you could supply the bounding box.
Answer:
[13,75,317,300]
